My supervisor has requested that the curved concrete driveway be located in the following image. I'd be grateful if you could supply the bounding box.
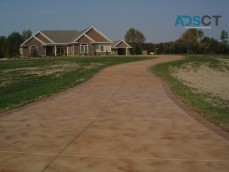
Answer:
[0,55,228,172]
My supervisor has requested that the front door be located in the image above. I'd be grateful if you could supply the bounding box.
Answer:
[46,46,54,56]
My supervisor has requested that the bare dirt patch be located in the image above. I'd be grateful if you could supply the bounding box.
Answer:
[0,63,79,87]
[170,59,229,107]
[0,62,106,87]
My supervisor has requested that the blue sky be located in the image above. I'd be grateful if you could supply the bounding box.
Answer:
[0,0,228,43]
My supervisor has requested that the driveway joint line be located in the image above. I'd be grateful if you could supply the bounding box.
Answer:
[1,151,228,162]
[41,69,127,172]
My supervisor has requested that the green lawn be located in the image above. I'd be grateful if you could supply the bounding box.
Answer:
[151,55,229,131]
[0,56,153,112]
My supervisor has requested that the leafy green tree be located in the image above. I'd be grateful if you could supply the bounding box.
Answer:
[6,32,24,58]
[125,28,146,55]
[197,29,204,42]
[179,29,204,54]
[22,29,32,41]
[200,36,228,54]
[0,36,6,58]
[201,37,218,54]
[144,29,229,55]
[220,30,228,44]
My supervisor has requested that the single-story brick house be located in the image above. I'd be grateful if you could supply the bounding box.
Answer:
[20,26,132,57]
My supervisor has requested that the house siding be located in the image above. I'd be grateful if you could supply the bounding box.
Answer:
[95,44,111,55]
[73,44,80,56]
[112,49,118,55]
[35,33,51,43]
[67,45,74,56]
[22,38,45,57]
[76,35,95,56]
[86,28,109,42]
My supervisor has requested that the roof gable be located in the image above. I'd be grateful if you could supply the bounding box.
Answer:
[21,32,47,46]
[35,32,52,43]
[85,27,112,43]
[112,40,132,48]
[76,34,95,43]
[23,36,45,46]
[74,26,112,43]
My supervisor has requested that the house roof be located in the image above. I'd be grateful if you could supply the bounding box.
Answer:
[40,30,80,43]
[21,26,113,46]
[112,40,132,48]
[40,26,112,44]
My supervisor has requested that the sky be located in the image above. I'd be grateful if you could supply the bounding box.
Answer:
[0,0,228,43]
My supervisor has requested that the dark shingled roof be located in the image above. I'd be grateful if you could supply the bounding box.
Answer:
[40,30,81,43]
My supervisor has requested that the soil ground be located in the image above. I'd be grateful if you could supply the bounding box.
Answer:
[0,55,228,172]
[170,59,229,105]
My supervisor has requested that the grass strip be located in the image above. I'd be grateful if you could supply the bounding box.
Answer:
[151,55,229,131]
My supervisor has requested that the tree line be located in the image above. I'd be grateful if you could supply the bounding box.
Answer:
[125,28,229,55]
[0,29,32,58]
[0,28,228,58]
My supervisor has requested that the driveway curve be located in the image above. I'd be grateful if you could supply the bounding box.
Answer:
[0,55,228,172]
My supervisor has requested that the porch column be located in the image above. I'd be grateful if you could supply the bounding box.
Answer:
[67,46,68,56]
[126,48,128,56]
[54,46,57,56]
[44,46,46,57]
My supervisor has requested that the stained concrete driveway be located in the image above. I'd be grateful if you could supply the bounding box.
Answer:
[0,55,228,172]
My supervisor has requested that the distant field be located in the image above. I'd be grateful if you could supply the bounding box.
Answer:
[0,56,153,112]
[152,55,229,131]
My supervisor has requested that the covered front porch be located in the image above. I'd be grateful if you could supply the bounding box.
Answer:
[44,45,67,56]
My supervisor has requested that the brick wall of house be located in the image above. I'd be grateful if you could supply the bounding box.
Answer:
[86,28,109,42]
[75,35,95,56]
[73,44,80,56]
[67,45,74,56]
[35,33,51,44]
[22,38,45,57]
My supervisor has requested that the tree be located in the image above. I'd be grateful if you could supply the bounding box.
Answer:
[201,37,218,54]
[125,28,146,55]
[0,36,7,58]
[22,29,32,41]
[197,29,204,42]
[6,32,24,58]
[220,30,228,44]
[179,28,204,54]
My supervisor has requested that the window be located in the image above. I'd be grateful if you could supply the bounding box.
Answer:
[57,47,64,55]
[30,45,38,56]
[100,45,104,52]
[80,44,88,53]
